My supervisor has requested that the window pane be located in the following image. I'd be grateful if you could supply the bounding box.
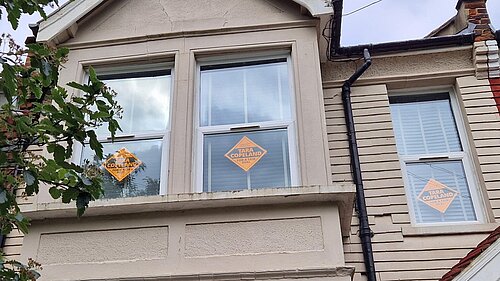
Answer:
[390,97,462,155]
[96,73,171,137]
[405,161,476,224]
[81,139,162,199]
[203,130,291,192]
[200,61,291,126]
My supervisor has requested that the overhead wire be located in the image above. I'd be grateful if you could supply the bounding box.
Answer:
[342,0,384,17]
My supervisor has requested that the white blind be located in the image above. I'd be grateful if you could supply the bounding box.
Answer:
[390,94,477,224]
[203,130,290,192]
[390,95,462,156]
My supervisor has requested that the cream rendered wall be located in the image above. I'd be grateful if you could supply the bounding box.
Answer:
[22,201,349,280]
[52,0,332,196]
[16,0,355,280]
[322,47,500,281]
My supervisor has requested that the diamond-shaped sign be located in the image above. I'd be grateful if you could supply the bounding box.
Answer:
[417,179,459,213]
[102,148,142,182]
[225,136,267,172]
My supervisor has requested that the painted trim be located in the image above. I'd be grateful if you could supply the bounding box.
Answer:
[37,0,103,42]
[81,266,355,281]
[454,239,500,281]
[193,54,300,193]
[388,88,487,226]
[20,184,356,235]
[36,0,331,43]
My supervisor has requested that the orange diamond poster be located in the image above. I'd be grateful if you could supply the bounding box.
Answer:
[417,179,459,213]
[225,136,267,172]
[102,148,142,182]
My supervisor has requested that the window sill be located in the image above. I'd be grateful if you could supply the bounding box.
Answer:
[402,223,499,237]
[21,185,355,235]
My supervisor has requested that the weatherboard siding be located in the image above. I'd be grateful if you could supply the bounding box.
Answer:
[457,76,500,222]
[323,72,500,280]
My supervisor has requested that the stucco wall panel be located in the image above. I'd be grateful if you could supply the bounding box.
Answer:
[321,49,474,83]
[70,0,309,45]
[37,227,169,264]
[185,217,323,257]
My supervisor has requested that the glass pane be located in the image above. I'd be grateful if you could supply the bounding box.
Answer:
[405,161,476,224]
[390,97,462,155]
[95,73,171,137]
[200,61,291,126]
[203,130,291,192]
[81,139,162,199]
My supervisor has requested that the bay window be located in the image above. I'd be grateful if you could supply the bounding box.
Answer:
[80,66,172,199]
[389,92,483,225]
[196,58,298,192]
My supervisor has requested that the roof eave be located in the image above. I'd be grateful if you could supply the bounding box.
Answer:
[331,33,475,58]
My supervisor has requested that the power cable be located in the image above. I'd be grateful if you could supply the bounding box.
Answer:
[343,0,383,17]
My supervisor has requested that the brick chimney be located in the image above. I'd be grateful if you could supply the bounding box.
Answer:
[456,0,495,41]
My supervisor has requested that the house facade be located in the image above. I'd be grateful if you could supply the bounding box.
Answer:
[3,0,499,280]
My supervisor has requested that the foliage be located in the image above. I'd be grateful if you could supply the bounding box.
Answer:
[0,0,59,29]
[0,1,122,279]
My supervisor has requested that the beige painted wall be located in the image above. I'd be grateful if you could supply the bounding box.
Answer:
[322,47,500,281]
[50,0,331,196]
[14,1,353,280]
[22,203,349,280]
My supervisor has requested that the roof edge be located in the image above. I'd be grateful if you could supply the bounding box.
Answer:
[37,0,103,42]
[331,33,475,58]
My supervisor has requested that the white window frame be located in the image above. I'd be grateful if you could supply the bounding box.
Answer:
[193,54,300,193]
[72,62,174,197]
[390,88,485,226]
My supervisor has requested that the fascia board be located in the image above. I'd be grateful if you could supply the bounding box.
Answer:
[292,0,332,16]
[37,0,103,43]
[454,239,500,281]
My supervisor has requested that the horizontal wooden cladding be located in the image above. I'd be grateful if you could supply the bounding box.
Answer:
[349,232,487,252]
[347,260,460,280]
[379,268,455,281]
[345,248,469,263]
[2,230,24,259]
[323,80,500,281]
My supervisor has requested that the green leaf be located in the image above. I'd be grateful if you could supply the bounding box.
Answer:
[49,187,62,199]
[76,192,92,217]
[1,64,17,103]
[61,188,79,204]
[87,130,103,159]
[67,81,91,93]
[57,168,68,179]
[53,144,66,164]
[16,218,30,235]
[92,111,111,119]
[88,67,98,83]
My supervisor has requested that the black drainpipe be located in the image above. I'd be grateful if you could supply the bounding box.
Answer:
[341,48,377,281]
